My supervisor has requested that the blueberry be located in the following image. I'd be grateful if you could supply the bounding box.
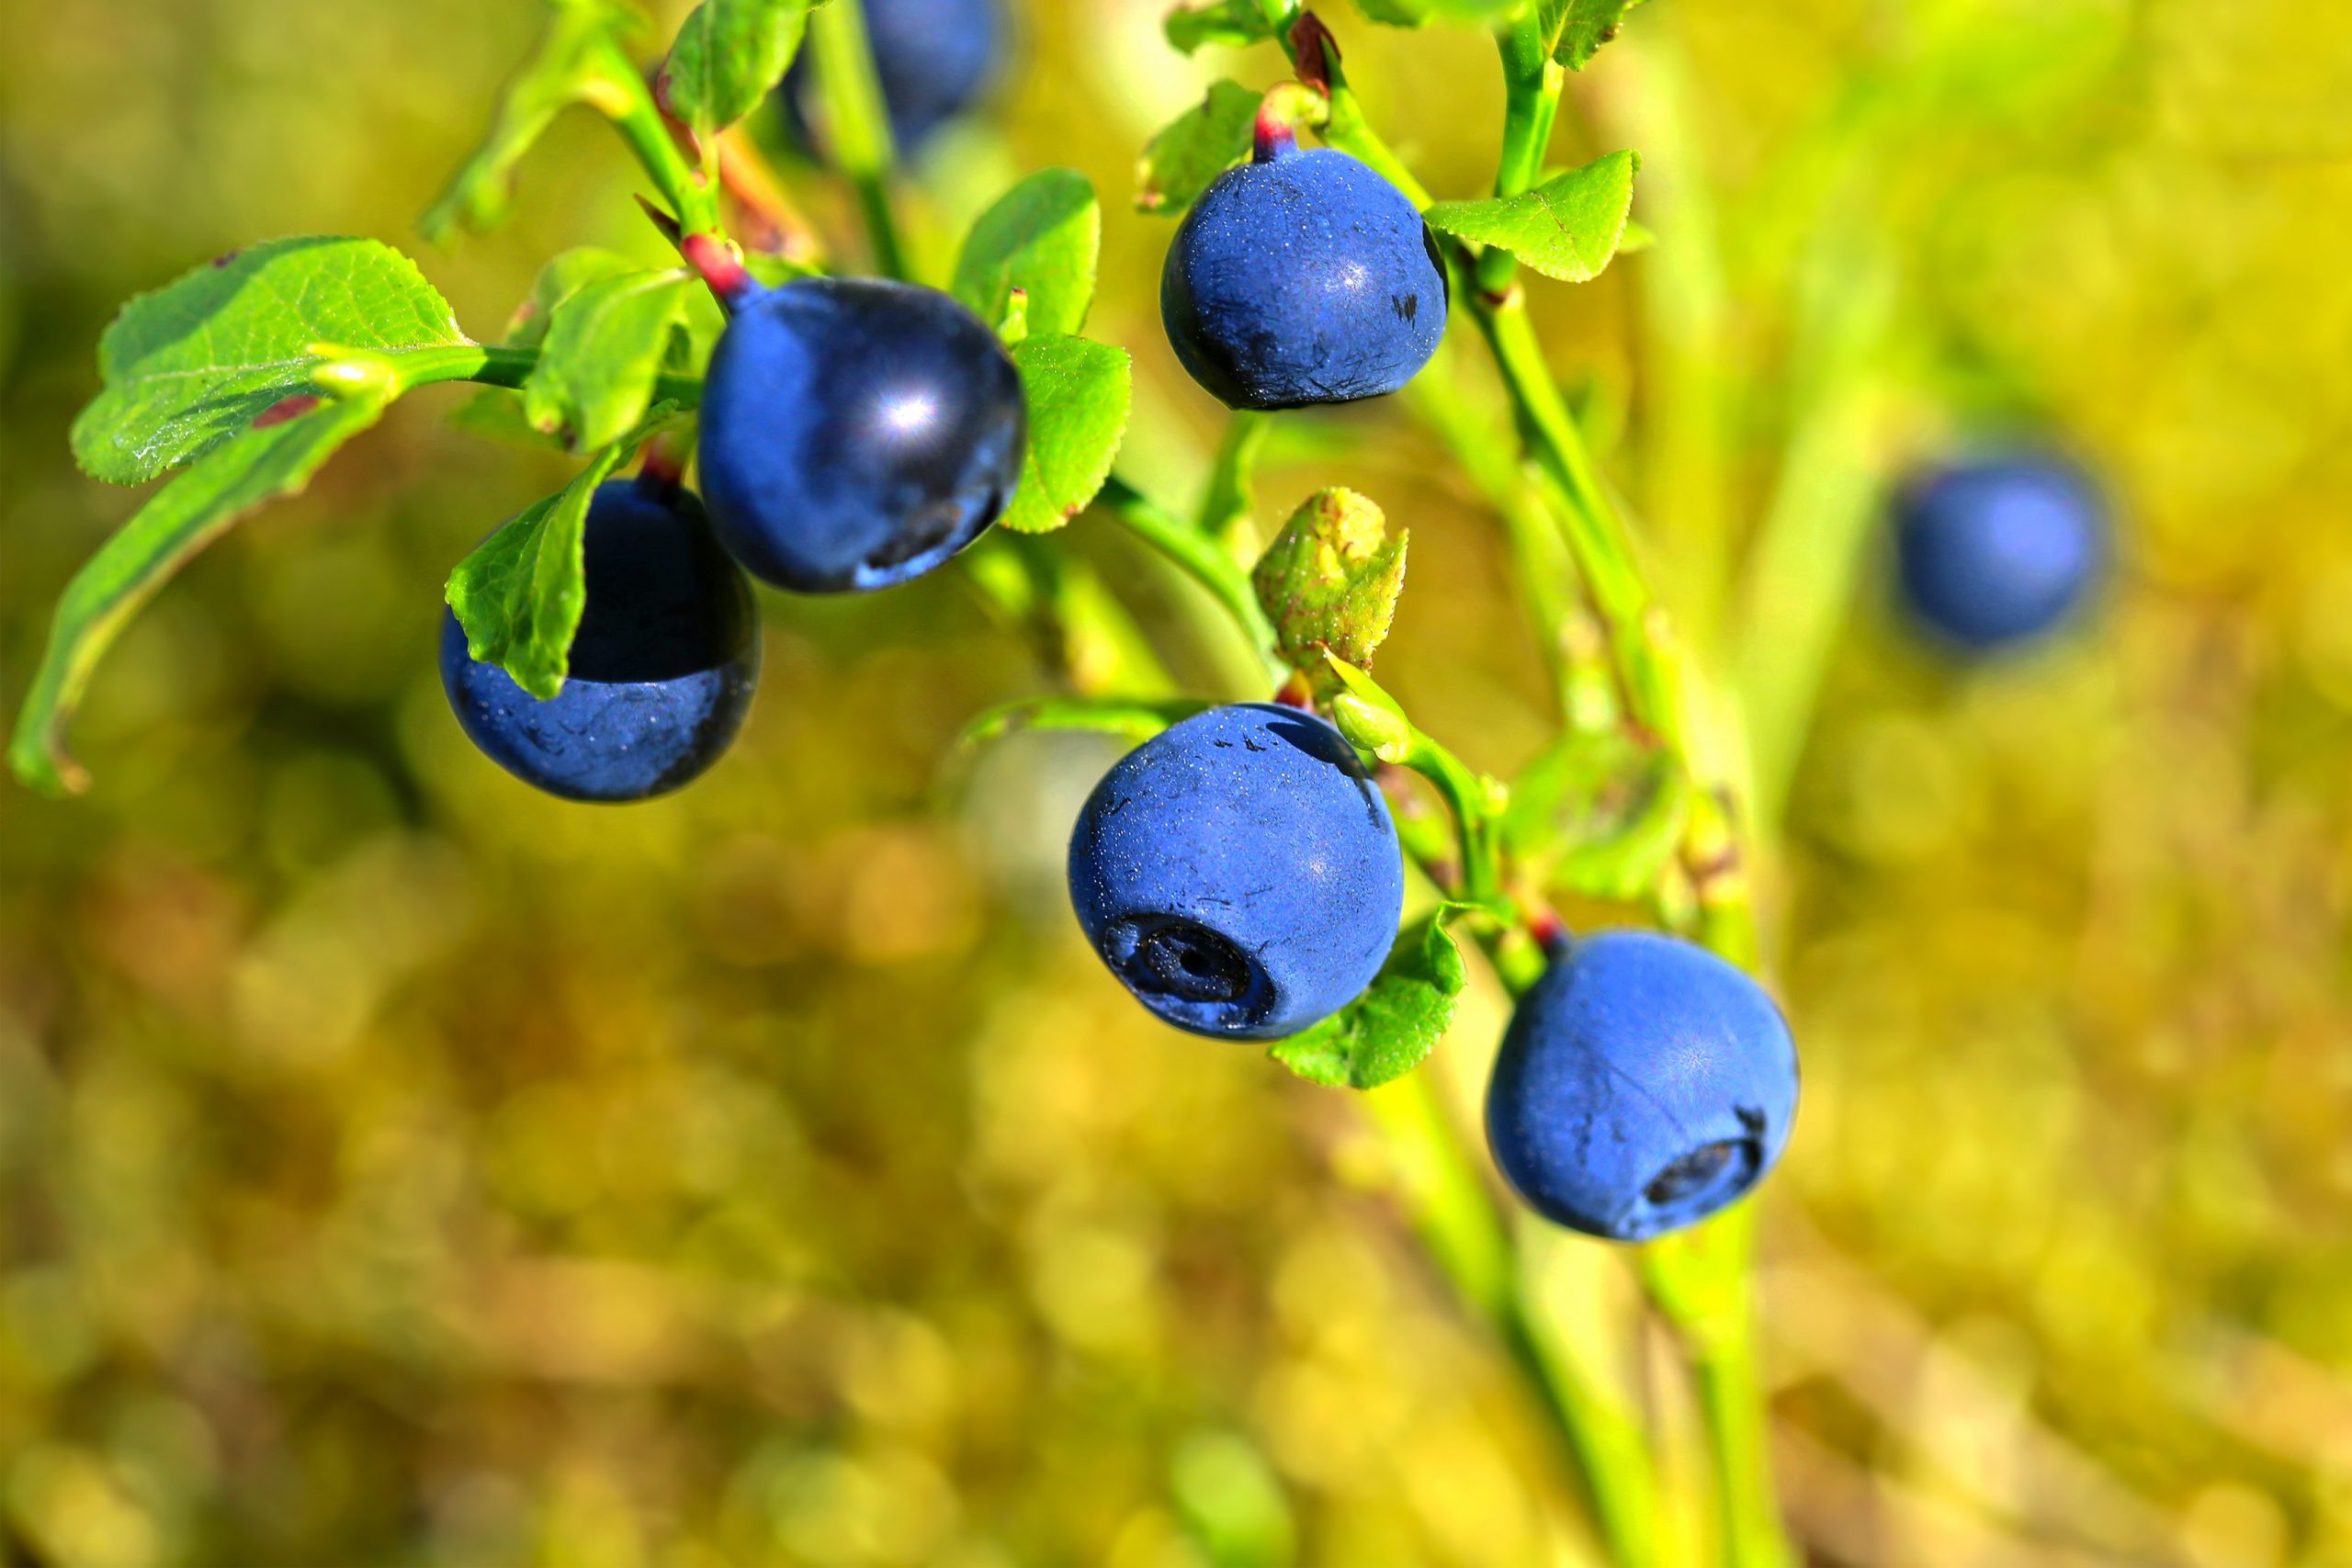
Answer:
[1068,704,1406,1040]
[441,479,760,803]
[1894,450,2106,650]
[1160,136,1448,411]
[1485,931,1798,1242]
[697,277,1025,593]
[785,0,1003,153]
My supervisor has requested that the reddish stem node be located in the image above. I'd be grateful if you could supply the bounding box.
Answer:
[637,432,688,499]
[1525,903,1568,956]
[1253,100,1299,164]
[681,231,757,311]
[1274,672,1316,709]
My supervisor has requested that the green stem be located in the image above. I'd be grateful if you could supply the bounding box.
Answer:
[1639,1208,1789,1568]
[961,536,1179,698]
[580,34,724,239]
[1477,17,1563,298]
[1403,356,1590,724]
[392,343,704,410]
[1094,474,1285,686]
[1611,30,1736,649]
[806,0,910,279]
[1366,1069,1661,1568]
[1196,410,1272,552]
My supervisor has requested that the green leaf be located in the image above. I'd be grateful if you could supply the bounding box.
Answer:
[1270,913,1467,1089]
[1422,150,1639,283]
[1503,730,1690,901]
[420,0,644,243]
[1252,488,1408,682]
[1001,335,1131,535]
[960,694,1212,751]
[444,434,649,702]
[1538,0,1648,69]
[11,389,393,795]
[522,267,693,451]
[69,237,465,485]
[1320,652,1413,762]
[952,169,1100,339]
[1164,0,1292,52]
[658,0,813,135]
[504,247,646,349]
[1136,81,1259,215]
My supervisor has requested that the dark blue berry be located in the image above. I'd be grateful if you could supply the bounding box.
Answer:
[697,277,1024,593]
[1485,931,1798,1242]
[440,479,759,803]
[1160,138,1447,411]
[1894,451,2106,650]
[1068,704,1406,1040]
[785,0,1003,153]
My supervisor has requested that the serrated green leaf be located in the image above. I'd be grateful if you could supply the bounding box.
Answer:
[953,170,1100,339]
[1136,81,1260,215]
[12,389,393,795]
[658,0,813,135]
[445,437,644,702]
[1538,0,1647,69]
[421,0,645,243]
[960,694,1212,751]
[1503,730,1690,900]
[1164,0,1292,52]
[1002,335,1130,535]
[1270,913,1467,1089]
[1423,151,1638,283]
[1252,488,1408,682]
[69,238,465,485]
[521,267,692,451]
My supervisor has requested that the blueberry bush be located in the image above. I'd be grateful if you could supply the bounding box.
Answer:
[8,0,1811,1556]
[16,0,2305,1562]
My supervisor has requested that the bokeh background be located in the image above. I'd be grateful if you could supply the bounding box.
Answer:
[5,0,2352,1562]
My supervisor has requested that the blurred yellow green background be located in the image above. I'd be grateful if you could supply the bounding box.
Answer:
[5,0,2352,1562]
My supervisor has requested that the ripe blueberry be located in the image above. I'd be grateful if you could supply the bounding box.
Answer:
[1485,931,1798,1242]
[441,479,760,803]
[786,0,1003,153]
[1067,704,1406,1040]
[1894,451,2106,650]
[697,277,1025,593]
[1160,131,1447,411]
